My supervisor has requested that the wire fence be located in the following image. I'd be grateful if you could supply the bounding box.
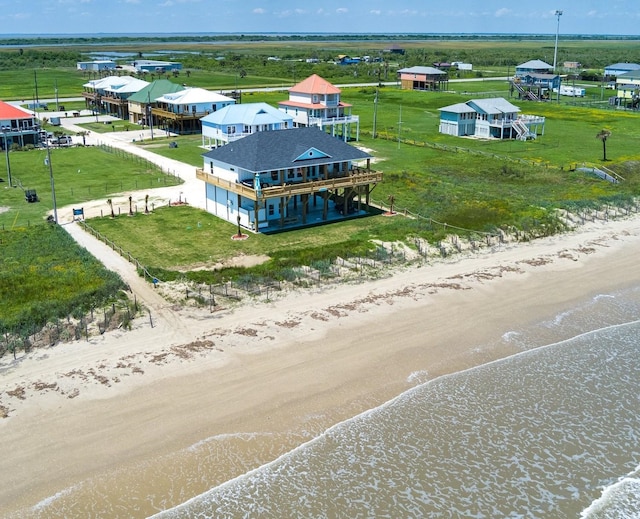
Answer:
[96,142,184,179]
[80,220,158,284]
[361,130,550,168]
[0,298,142,361]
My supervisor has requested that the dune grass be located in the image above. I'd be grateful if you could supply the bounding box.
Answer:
[0,224,127,335]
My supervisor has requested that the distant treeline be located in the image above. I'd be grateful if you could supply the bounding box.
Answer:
[1,33,640,46]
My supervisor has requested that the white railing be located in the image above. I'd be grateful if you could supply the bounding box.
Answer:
[519,115,546,124]
[309,114,359,127]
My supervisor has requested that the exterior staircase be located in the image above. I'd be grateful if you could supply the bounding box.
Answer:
[512,118,535,141]
[577,163,624,184]
[511,80,539,101]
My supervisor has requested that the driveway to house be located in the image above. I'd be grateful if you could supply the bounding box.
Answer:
[56,114,206,222]
[33,112,208,323]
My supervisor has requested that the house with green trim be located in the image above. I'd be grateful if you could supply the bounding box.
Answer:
[615,70,640,109]
[127,79,185,125]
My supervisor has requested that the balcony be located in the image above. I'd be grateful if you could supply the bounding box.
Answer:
[196,166,382,202]
[308,114,359,127]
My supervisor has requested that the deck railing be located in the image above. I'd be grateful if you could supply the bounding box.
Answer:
[196,167,382,201]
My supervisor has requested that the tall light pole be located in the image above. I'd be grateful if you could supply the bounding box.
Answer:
[553,10,563,73]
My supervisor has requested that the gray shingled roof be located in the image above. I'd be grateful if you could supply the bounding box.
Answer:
[202,127,371,172]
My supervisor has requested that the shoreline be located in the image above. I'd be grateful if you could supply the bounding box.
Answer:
[2,215,640,517]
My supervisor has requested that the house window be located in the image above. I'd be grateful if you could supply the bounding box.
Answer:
[313,95,318,103]
[271,171,278,181]
[227,126,234,134]
[287,170,294,179]
[268,204,274,216]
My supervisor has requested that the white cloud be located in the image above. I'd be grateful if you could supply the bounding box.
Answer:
[336,8,348,14]
[252,8,266,14]
[370,9,381,15]
[495,8,512,17]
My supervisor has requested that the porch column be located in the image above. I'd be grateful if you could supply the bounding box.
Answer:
[279,198,285,227]
[254,200,259,232]
[301,194,308,224]
[322,192,329,221]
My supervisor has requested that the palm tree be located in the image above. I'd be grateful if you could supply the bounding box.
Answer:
[596,129,612,161]
[77,130,88,146]
[387,194,396,215]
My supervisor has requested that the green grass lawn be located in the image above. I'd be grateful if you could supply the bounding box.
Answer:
[86,204,408,284]
[0,145,182,229]
[0,224,127,335]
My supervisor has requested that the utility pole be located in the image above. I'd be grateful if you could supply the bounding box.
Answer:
[34,70,39,106]
[44,139,58,224]
[372,88,379,139]
[148,92,154,140]
[2,131,12,187]
[397,105,402,149]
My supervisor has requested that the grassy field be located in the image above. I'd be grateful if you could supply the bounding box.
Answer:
[119,84,638,174]
[1,37,640,341]
[0,224,127,336]
[68,79,639,287]
[86,204,411,284]
[0,145,182,229]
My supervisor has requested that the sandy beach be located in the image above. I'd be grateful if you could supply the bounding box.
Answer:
[2,206,640,516]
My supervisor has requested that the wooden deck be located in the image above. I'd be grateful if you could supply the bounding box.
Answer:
[196,168,383,202]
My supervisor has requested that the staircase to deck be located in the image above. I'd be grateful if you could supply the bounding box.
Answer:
[511,81,539,101]
[513,118,535,141]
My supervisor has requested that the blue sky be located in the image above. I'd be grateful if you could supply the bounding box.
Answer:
[0,0,638,36]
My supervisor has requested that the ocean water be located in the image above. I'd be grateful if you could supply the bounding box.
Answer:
[146,285,640,519]
[16,285,640,518]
